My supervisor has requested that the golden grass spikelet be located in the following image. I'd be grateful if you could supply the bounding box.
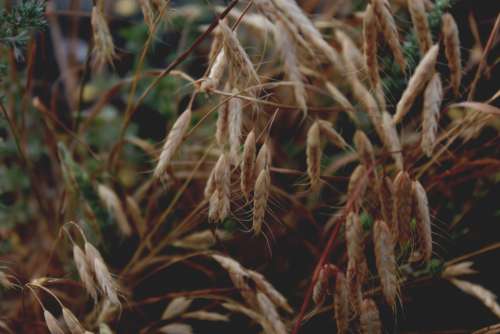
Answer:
[354,131,375,167]
[162,297,193,320]
[44,310,65,334]
[307,121,321,190]
[201,49,226,92]
[393,44,439,125]
[442,261,477,278]
[84,242,120,305]
[253,168,270,235]
[216,100,230,148]
[347,164,368,211]
[346,212,365,266]
[363,4,380,89]
[248,270,293,313]
[229,95,243,163]
[214,153,231,221]
[372,0,406,71]
[256,141,271,176]
[421,73,443,157]
[182,311,230,322]
[73,244,98,301]
[380,111,404,171]
[97,184,132,236]
[154,108,192,179]
[241,131,256,200]
[334,271,349,334]
[324,82,356,122]
[360,299,382,334]
[204,166,216,200]
[313,266,328,306]
[450,279,500,318]
[412,180,432,261]
[347,259,363,316]
[318,120,348,149]
[256,292,287,334]
[62,307,86,334]
[442,13,462,96]
[408,0,433,54]
[274,21,307,114]
[90,5,116,71]
[373,220,398,308]
[392,171,413,244]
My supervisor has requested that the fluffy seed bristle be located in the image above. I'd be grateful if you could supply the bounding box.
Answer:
[44,310,65,334]
[154,108,192,179]
[73,244,98,301]
[253,168,270,235]
[393,44,439,125]
[363,4,380,89]
[306,121,321,190]
[421,73,443,157]
[380,111,403,171]
[372,0,406,71]
[90,5,116,71]
[97,184,132,236]
[62,307,86,334]
[241,131,256,200]
[334,271,349,334]
[392,171,413,245]
[412,180,432,261]
[360,299,382,334]
[442,13,462,96]
[408,0,433,54]
[373,220,398,308]
[317,120,348,149]
[354,131,375,167]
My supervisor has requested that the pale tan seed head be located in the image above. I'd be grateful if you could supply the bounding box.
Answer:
[317,120,348,149]
[392,171,413,245]
[62,307,86,334]
[84,242,120,305]
[208,189,219,222]
[354,131,375,167]
[97,184,132,236]
[412,180,432,261]
[334,271,349,334]
[256,141,271,176]
[200,49,226,92]
[408,0,433,54]
[73,244,98,301]
[379,176,395,224]
[162,297,193,320]
[216,100,230,148]
[214,153,231,222]
[373,220,398,308]
[181,310,230,322]
[449,279,500,318]
[44,310,65,334]
[393,44,439,125]
[313,266,328,306]
[324,82,357,122]
[346,212,365,266]
[306,121,322,190]
[336,30,365,74]
[381,111,404,171]
[90,5,116,71]
[256,292,287,334]
[372,0,406,71]
[241,131,256,200]
[204,166,216,200]
[253,168,270,235]
[360,299,382,334]
[347,164,368,210]
[229,95,243,164]
[421,73,443,157]
[154,108,192,179]
[139,0,156,33]
[363,4,380,89]
[442,13,462,96]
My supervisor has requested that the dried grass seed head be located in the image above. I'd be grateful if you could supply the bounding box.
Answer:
[318,120,348,149]
[62,307,86,334]
[306,121,322,190]
[408,0,433,54]
[363,4,380,89]
[442,13,462,96]
[44,310,65,334]
[91,5,116,71]
[229,95,243,163]
[73,244,98,301]
[412,180,432,261]
[334,271,349,334]
[97,184,132,236]
[354,130,375,167]
[373,220,398,308]
[421,73,443,157]
[392,171,414,245]
[360,299,382,334]
[253,168,270,235]
[241,130,256,200]
[381,111,404,171]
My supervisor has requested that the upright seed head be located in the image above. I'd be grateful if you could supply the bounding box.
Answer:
[154,108,192,179]
[381,111,404,171]
[241,131,256,200]
[347,164,368,211]
[408,0,433,54]
[228,95,243,164]
[354,131,375,167]
[216,100,230,148]
[256,141,271,176]
[317,120,348,149]
[360,299,382,334]
[363,4,380,89]
[44,310,65,334]
[334,271,349,334]
[442,13,462,96]
[253,168,270,235]
[392,171,413,245]
[306,121,322,190]
[346,212,365,266]
[421,73,443,157]
[214,153,231,222]
[373,220,398,309]
[393,45,439,125]
[412,180,432,261]
[90,5,116,71]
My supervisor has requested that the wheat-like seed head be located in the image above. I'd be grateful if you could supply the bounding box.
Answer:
[201,49,226,92]
[346,212,365,266]
[408,0,433,55]
[347,164,368,211]
[393,44,439,125]
[84,242,120,305]
[336,30,365,74]
[162,297,193,320]
[216,100,230,148]
[62,307,86,334]
[318,120,348,149]
[97,184,132,236]
[204,166,216,200]
[208,190,219,222]
[372,0,406,71]
[256,292,287,334]
[181,310,229,322]
[334,271,349,334]
[139,0,156,33]
[360,299,382,334]
[381,111,404,171]
[412,180,432,261]
[324,82,357,122]
[421,73,443,157]
[252,168,270,235]
[73,244,98,301]
[90,5,116,71]
[379,176,395,224]
[373,220,398,309]
[442,13,462,96]
[313,266,328,306]
[392,171,413,245]
[363,4,380,89]
[214,153,231,222]
[256,141,271,176]
[228,95,243,164]
[306,121,321,190]
[347,259,363,316]
[241,131,256,200]
[154,108,192,179]
[449,279,500,318]
[354,131,375,168]
[44,310,65,334]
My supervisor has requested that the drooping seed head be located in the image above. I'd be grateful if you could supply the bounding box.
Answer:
[363,4,380,89]
[248,270,293,313]
[73,244,98,301]
[44,310,65,334]
[62,307,86,334]
[354,131,375,167]
[214,153,231,222]
[256,141,271,175]
[380,111,403,171]
[317,120,348,149]
[216,100,230,148]
[97,184,132,236]
[252,168,270,235]
[412,180,432,261]
[347,164,368,211]
[228,95,243,164]
[241,131,256,200]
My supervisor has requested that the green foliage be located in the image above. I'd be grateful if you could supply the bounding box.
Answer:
[360,211,374,231]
